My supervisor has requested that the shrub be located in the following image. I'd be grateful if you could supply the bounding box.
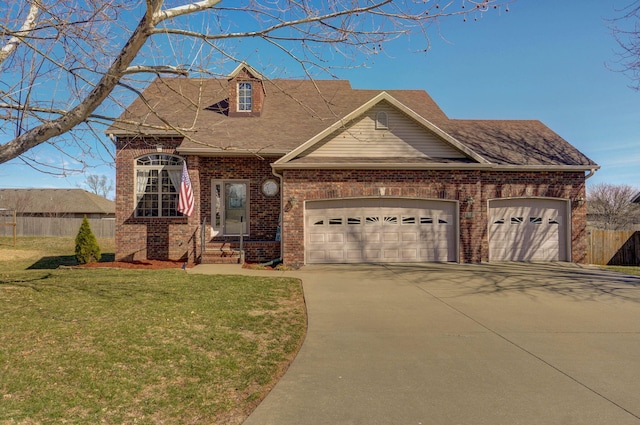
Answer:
[75,216,101,264]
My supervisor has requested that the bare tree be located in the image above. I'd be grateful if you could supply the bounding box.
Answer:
[82,174,114,199]
[611,0,640,89]
[1,0,511,174]
[587,183,640,230]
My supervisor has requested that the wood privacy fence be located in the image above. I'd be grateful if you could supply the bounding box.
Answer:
[587,229,640,266]
[0,217,114,239]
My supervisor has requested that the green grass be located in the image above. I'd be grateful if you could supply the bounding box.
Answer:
[0,237,306,424]
[603,265,640,277]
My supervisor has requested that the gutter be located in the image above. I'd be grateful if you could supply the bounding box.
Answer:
[272,163,601,173]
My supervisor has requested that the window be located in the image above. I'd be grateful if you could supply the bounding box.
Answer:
[384,216,398,224]
[347,217,362,225]
[366,216,380,224]
[402,216,417,225]
[135,154,184,217]
[238,82,252,111]
[375,111,389,129]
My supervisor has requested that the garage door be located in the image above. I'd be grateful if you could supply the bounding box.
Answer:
[305,198,457,264]
[489,198,569,261]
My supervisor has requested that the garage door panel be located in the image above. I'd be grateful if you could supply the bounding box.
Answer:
[306,198,457,264]
[327,233,344,243]
[383,232,399,242]
[309,233,325,243]
[489,199,568,262]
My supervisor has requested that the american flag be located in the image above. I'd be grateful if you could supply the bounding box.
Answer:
[178,161,194,217]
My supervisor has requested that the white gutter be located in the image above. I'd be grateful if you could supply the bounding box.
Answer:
[272,163,601,172]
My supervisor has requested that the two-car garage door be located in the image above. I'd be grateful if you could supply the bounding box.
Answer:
[304,197,569,264]
[305,198,457,264]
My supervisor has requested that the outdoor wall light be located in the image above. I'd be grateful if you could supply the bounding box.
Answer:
[575,197,585,206]
[284,196,297,212]
[464,195,474,205]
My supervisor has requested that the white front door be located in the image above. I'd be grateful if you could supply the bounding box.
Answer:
[211,180,249,236]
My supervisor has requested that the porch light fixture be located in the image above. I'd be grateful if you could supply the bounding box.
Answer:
[284,196,297,212]
[464,195,474,205]
[575,197,585,206]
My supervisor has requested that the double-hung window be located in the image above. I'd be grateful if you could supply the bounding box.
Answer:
[238,82,252,112]
[135,154,184,217]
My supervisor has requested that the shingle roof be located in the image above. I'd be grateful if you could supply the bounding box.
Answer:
[0,189,114,214]
[109,76,597,168]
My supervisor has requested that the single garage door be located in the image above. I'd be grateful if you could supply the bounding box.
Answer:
[305,198,457,264]
[488,198,569,261]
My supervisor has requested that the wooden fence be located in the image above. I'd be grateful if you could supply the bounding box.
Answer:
[0,217,114,239]
[587,229,640,266]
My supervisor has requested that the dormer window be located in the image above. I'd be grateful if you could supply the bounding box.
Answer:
[238,82,252,112]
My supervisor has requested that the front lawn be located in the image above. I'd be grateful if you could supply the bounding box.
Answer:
[0,237,306,424]
[603,265,640,277]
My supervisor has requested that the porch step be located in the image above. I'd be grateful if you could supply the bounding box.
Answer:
[201,242,242,264]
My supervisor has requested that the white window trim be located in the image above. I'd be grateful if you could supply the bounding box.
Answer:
[134,154,184,218]
[237,81,252,112]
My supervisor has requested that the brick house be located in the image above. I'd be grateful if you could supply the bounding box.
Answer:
[109,63,598,266]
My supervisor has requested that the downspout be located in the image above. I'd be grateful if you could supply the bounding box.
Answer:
[585,168,596,179]
[272,166,285,263]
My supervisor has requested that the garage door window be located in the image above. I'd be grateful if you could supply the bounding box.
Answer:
[530,217,543,225]
[511,217,524,225]
[348,217,362,225]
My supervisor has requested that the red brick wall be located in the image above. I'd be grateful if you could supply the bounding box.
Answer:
[116,141,587,266]
[280,169,587,266]
[115,138,200,262]
[115,139,281,262]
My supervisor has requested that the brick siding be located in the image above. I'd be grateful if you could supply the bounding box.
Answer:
[115,139,281,263]
[116,141,586,266]
[280,169,587,267]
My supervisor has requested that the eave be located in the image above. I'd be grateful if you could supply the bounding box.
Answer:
[272,162,600,173]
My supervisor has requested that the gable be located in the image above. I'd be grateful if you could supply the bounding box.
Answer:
[298,101,467,160]
[275,92,488,167]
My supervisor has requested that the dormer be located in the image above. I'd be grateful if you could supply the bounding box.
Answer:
[227,63,266,117]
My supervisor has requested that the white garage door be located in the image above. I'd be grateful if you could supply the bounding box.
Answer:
[489,198,569,262]
[305,198,457,264]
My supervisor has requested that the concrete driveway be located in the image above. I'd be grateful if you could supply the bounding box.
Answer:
[199,263,640,425]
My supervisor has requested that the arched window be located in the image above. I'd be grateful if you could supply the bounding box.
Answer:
[135,154,184,217]
[375,111,389,130]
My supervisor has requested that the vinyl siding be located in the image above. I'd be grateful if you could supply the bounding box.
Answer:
[301,102,467,159]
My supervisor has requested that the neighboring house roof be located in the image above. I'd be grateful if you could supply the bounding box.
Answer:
[108,74,598,171]
[0,189,115,215]
[632,192,640,204]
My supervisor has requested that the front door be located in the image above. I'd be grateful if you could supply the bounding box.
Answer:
[211,180,249,236]
[224,182,248,235]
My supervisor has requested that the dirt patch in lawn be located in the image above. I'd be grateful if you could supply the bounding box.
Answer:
[0,249,42,262]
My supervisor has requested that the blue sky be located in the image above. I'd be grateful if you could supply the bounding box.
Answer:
[1,0,638,196]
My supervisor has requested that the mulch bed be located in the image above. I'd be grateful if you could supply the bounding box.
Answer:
[81,260,193,270]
